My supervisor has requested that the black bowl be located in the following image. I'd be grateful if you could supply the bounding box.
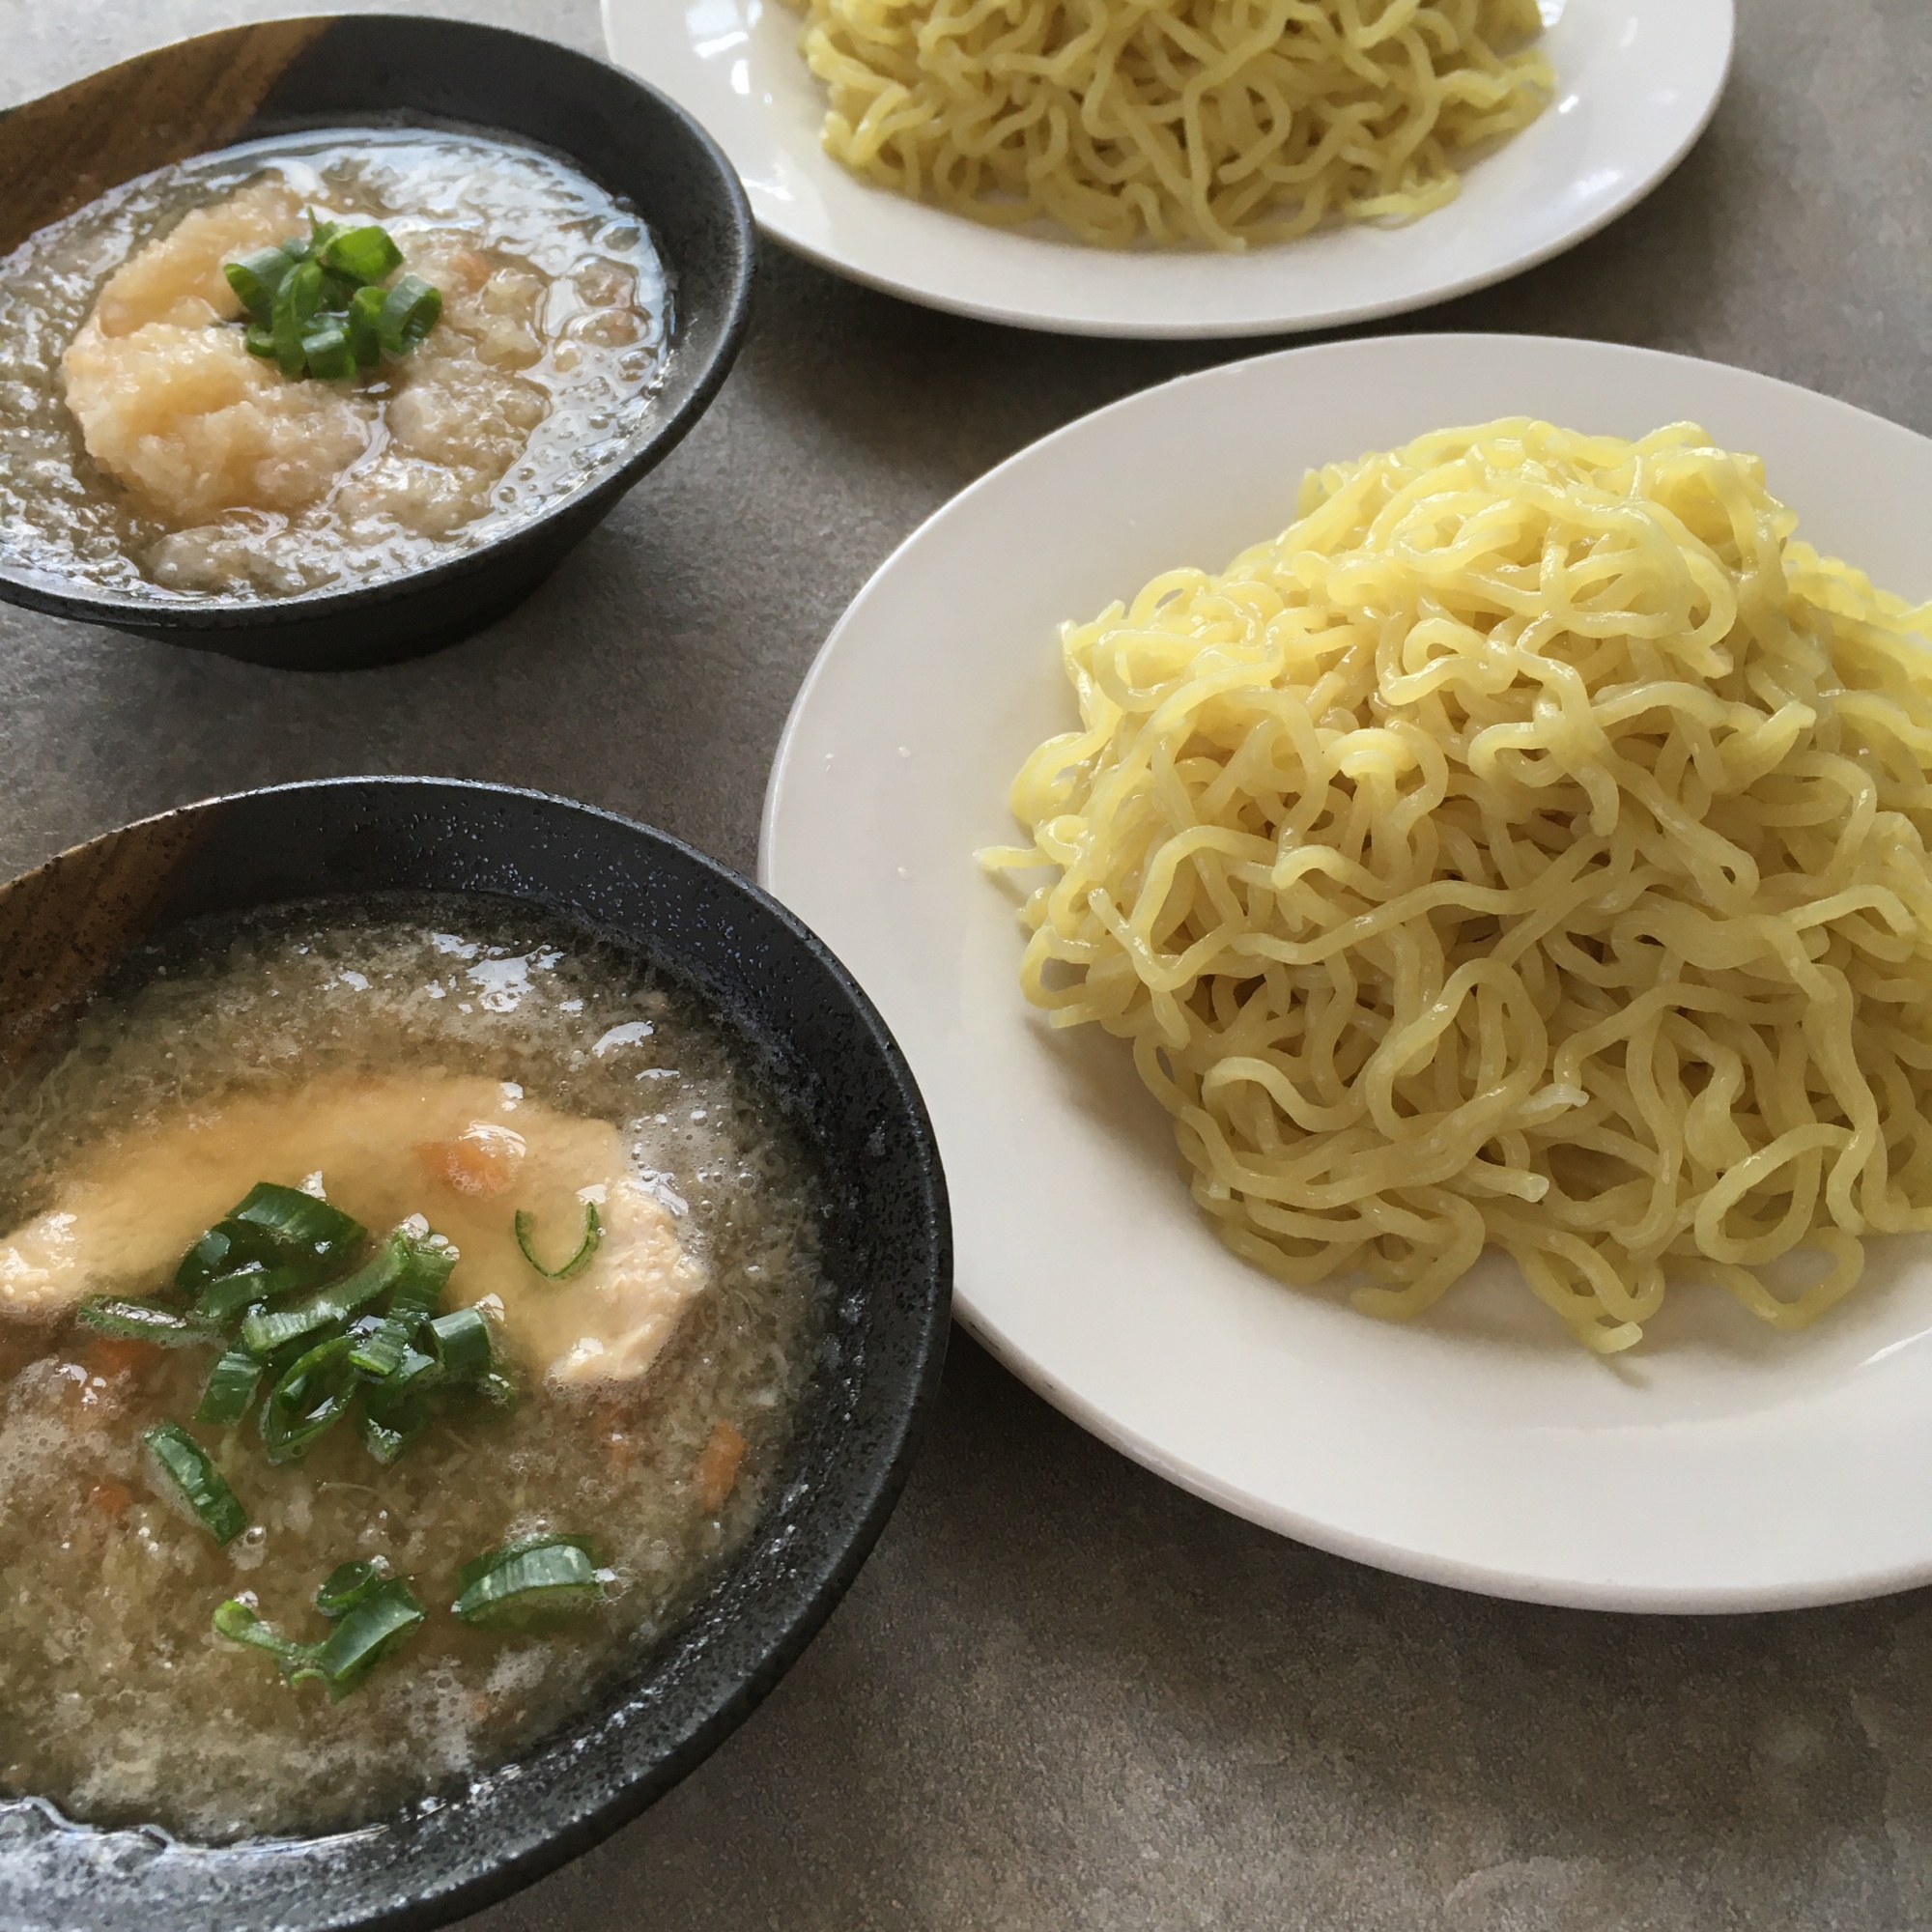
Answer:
[0,19,756,670]
[0,778,951,1931]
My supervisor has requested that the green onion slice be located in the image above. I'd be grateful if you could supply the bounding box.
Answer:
[176,1221,275,1293]
[427,1306,493,1382]
[143,1422,247,1544]
[315,1559,387,1618]
[357,1341,437,1464]
[271,260,323,378]
[213,1597,319,1671]
[79,1296,218,1348]
[358,1408,418,1467]
[241,1297,343,1360]
[243,323,277,359]
[319,223,404,285]
[349,1229,457,1380]
[194,1343,265,1427]
[230,1181,363,1260]
[377,274,441,354]
[301,322,355,383]
[304,209,347,254]
[291,1576,426,1700]
[177,1183,362,1296]
[261,1333,358,1463]
[223,245,298,323]
[213,1566,424,1699]
[193,1261,320,1327]
[452,1535,609,1629]
[514,1203,603,1281]
[239,1232,406,1357]
[345,284,386,367]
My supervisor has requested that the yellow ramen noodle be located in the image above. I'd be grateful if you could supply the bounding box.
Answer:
[983,421,1932,1352]
[789,0,1552,250]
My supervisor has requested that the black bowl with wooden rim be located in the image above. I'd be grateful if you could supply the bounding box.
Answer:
[0,778,951,1931]
[0,18,755,669]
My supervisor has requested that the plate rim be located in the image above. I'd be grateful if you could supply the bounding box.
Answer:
[604,0,1738,340]
[760,329,1932,1614]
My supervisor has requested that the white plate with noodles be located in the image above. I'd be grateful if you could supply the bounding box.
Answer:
[604,0,1732,338]
[760,332,1932,1611]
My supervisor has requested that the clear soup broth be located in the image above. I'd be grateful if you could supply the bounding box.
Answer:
[0,896,824,1841]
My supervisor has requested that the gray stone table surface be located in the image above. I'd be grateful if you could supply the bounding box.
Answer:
[5,1,1932,1925]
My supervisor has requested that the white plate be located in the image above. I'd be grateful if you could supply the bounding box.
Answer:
[604,0,1733,339]
[760,333,1932,1612]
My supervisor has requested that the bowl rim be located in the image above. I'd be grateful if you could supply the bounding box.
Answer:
[0,776,953,1931]
[0,17,758,633]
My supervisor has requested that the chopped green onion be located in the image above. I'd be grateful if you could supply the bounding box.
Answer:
[291,1576,426,1700]
[427,1306,493,1381]
[305,209,347,254]
[335,1231,419,1314]
[213,1564,424,1699]
[194,1343,265,1427]
[226,217,437,380]
[349,1315,417,1383]
[349,1229,457,1380]
[78,1296,218,1348]
[345,284,385,367]
[357,1342,437,1465]
[240,1298,344,1359]
[240,1233,405,1356]
[514,1203,603,1281]
[315,1559,387,1618]
[358,1408,417,1467]
[176,1221,275,1293]
[193,1261,317,1327]
[377,274,441,354]
[176,1184,362,1300]
[229,1182,363,1261]
[452,1536,609,1629]
[319,223,404,285]
[301,323,355,382]
[363,1341,438,1407]
[213,1597,318,1670]
[261,1333,358,1463]
[223,245,298,323]
[143,1422,247,1544]
[271,259,323,378]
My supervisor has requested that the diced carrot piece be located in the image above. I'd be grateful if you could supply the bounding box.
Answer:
[87,1481,131,1518]
[417,1123,524,1197]
[695,1421,748,1514]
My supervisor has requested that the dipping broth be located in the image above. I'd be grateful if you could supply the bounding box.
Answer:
[0,129,669,599]
[0,897,824,1841]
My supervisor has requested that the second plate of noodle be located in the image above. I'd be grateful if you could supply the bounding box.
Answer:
[606,0,1732,335]
[761,334,1932,1609]
[790,0,1554,252]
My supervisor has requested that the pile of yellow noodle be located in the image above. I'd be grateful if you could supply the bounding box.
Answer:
[788,0,1553,250]
[982,421,1932,1351]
